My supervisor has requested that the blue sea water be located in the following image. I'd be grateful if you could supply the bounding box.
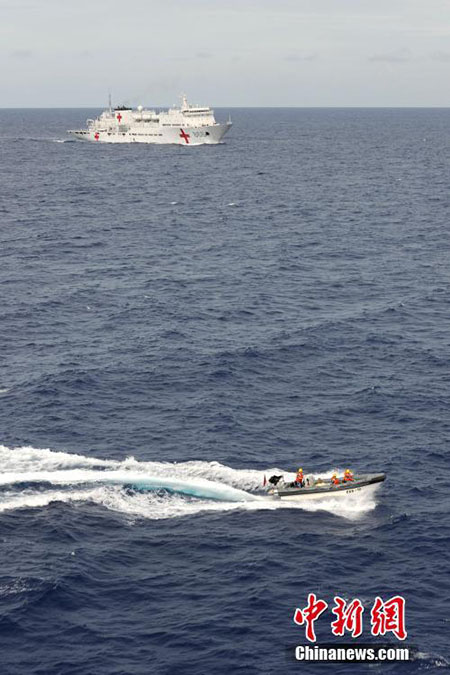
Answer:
[0,107,449,674]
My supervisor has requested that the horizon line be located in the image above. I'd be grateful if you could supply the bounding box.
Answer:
[1,105,449,110]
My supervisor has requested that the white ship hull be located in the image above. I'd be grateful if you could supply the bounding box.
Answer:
[69,96,231,145]
[275,483,380,501]
[70,122,231,145]
[268,473,386,502]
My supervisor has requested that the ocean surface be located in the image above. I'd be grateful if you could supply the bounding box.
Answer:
[0,107,449,674]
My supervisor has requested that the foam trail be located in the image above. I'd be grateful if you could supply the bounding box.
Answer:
[0,489,95,514]
[0,445,381,520]
[0,445,117,472]
[0,469,258,502]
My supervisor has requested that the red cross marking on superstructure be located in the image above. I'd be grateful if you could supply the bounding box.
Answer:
[179,128,190,144]
[116,113,122,123]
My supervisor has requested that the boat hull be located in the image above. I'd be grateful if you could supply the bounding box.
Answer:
[272,473,386,501]
[68,122,232,145]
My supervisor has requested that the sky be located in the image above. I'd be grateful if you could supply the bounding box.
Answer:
[1,0,449,107]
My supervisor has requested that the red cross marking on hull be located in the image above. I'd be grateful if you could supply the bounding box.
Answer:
[94,132,100,141]
[116,113,122,123]
[179,129,190,144]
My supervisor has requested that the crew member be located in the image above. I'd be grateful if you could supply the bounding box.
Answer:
[295,468,304,487]
[331,472,340,486]
[343,468,354,482]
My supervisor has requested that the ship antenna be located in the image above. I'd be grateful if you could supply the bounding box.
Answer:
[108,90,112,113]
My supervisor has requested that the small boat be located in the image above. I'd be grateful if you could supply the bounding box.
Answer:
[266,473,386,501]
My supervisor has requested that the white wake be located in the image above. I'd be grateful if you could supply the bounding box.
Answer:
[0,445,381,520]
